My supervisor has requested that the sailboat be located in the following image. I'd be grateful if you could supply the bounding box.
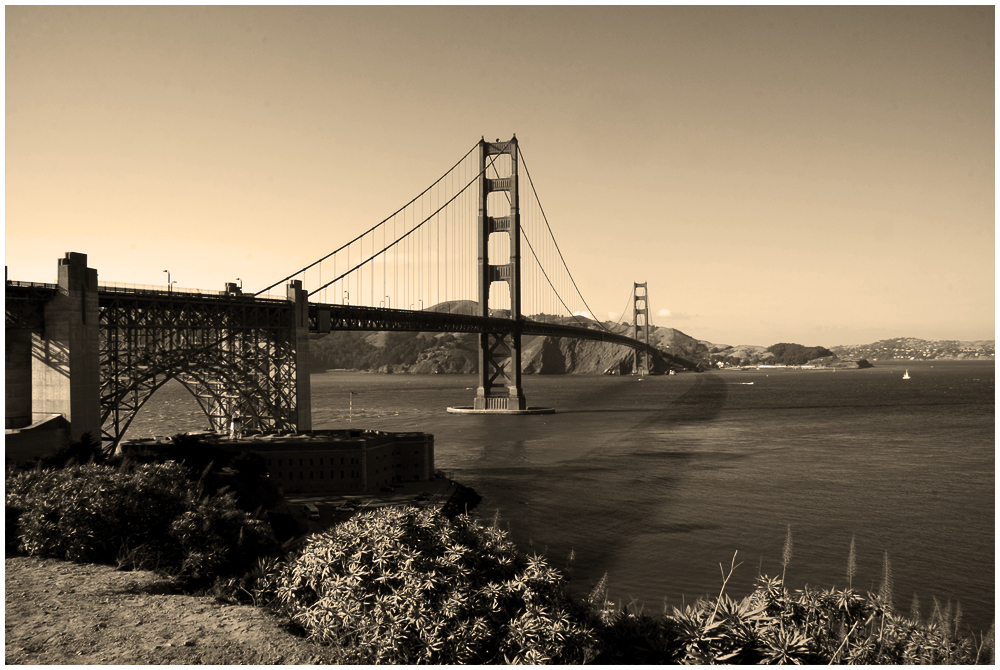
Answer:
[902,369,911,380]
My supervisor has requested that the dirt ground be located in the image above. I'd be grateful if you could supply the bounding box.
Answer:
[4,554,343,665]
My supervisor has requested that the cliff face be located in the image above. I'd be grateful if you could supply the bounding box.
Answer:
[522,337,632,375]
[408,337,478,374]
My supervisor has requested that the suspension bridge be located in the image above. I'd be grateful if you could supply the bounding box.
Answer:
[5,136,699,454]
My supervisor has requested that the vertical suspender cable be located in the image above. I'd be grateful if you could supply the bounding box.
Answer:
[436,182,440,306]
[257,142,476,297]
[382,218,386,306]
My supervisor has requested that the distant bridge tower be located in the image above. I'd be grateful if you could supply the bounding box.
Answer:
[474,136,527,411]
[633,282,650,375]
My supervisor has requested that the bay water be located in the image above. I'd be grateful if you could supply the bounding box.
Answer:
[128,360,995,633]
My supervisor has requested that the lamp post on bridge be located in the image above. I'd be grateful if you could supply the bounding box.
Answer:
[344,291,349,305]
[163,270,175,293]
[385,295,391,309]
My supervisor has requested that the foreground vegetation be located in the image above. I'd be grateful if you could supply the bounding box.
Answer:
[6,444,993,664]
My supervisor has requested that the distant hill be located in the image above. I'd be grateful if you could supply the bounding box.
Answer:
[831,338,995,361]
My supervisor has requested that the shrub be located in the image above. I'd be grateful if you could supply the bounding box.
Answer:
[8,462,187,564]
[6,461,277,586]
[168,490,278,587]
[261,506,597,664]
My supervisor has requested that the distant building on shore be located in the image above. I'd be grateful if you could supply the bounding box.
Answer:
[122,429,434,495]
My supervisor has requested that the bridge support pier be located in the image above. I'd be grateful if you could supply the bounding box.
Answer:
[474,329,526,411]
[32,253,102,443]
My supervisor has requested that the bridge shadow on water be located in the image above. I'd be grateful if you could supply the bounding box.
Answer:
[466,374,734,606]
[553,373,729,425]
[640,372,729,425]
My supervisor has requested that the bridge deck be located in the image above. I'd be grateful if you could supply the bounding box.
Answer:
[6,283,700,371]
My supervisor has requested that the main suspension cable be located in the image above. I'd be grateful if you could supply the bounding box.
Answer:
[307,139,513,298]
[255,141,479,296]
[519,146,613,332]
[612,290,634,332]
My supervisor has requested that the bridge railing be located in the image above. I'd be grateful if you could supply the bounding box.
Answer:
[97,282,290,303]
[6,280,58,290]
[99,281,227,296]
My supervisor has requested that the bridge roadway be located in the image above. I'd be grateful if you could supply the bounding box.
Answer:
[5,281,700,371]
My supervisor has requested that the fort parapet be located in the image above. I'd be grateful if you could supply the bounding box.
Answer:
[122,429,434,495]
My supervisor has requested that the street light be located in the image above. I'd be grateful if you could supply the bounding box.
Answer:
[163,270,171,293]
[343,291,349,305]
[385,295,391,309]
[236,277,242,290]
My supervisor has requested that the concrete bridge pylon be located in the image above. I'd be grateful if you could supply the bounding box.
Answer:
[30,252,102,443]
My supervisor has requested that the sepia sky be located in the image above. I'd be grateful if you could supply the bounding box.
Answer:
[5,6,994,346]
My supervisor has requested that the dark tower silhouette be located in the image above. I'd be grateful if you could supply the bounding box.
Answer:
[474,136,527,410]
[633,282,650,375]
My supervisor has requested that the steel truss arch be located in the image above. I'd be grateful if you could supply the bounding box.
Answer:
[100,351,285,446]
[98,290,303,452]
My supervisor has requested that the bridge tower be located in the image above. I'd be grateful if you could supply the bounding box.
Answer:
[633,282,650,375]
[474,136,527,411]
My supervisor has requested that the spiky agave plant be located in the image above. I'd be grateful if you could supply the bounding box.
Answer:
[763,626,811,664]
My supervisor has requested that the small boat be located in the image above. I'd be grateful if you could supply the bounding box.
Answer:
[902,370,911,380]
